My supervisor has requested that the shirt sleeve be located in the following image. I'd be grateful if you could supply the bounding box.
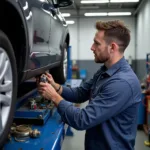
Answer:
[57,79,134,130]
[61,78,93,103]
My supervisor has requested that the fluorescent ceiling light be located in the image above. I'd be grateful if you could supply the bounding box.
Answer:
[62,13,71,17]
[81,0,109,4]
[85,13,107,16]
[80,6,99,9]
[66,21,75,24]
[110,0,139,2]
[108,12,132,16]
[84,12,132,16]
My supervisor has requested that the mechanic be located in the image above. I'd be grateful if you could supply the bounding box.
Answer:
[37,20,141,150]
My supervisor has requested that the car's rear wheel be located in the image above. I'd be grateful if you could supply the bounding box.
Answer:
[0,31,17,147]
[50,43,68,84]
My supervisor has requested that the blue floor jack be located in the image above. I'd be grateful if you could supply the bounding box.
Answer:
[3,79,82,150]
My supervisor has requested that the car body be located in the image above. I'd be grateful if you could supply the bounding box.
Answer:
[0,0,73,147]
[0,0,72,82]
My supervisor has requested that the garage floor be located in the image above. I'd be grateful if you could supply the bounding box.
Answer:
[62,102,150,150]
[62,129,149,150]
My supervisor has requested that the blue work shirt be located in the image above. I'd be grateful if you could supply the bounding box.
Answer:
[57,57,141,150]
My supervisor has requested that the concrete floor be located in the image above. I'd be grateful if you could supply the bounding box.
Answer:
[62,102,150,150]
[62,129,150,150]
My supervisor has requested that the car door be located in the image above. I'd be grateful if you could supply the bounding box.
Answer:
[19,0,52,70]
[48,0,67,64]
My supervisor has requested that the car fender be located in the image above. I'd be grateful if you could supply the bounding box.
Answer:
[6,0,29,72]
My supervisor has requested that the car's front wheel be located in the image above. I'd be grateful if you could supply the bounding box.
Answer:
[0,31,17,147]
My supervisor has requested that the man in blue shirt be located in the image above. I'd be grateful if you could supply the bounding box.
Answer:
[38,20,141,150]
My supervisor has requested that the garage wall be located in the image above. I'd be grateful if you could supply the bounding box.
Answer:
[136,0,150,59]
[68,16,135,60]
[68,18,78,59]
[67,16,136,79]
[135,0,150,80]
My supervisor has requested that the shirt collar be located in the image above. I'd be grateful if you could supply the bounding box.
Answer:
[102,57,127,77]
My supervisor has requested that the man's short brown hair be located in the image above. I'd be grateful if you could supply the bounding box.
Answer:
[95,20,130,52]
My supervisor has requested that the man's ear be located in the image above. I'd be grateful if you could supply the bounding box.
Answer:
[111,42,119,52]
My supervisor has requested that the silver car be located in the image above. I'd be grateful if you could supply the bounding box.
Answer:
[0,0,73,147]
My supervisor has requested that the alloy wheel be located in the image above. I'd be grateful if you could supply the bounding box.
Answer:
[0,47,13,134]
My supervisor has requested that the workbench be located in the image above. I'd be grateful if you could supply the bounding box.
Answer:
[3,79,82,150]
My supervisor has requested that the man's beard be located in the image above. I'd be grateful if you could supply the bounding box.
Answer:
[94,50,110,63]
[95,56,109,63]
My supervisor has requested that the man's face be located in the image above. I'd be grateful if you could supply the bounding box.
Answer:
[91,31,111,63]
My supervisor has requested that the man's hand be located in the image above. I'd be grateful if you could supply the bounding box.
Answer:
[45,72,55,86]
[38,82,63,106]
[45,72,62,94]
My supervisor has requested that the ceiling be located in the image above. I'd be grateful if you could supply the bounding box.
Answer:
[60,0,144,17]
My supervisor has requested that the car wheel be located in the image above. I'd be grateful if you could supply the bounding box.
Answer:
[0,31,17,147]
[50,43,68,84]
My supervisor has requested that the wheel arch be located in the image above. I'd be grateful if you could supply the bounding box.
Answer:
[0,1,28,81]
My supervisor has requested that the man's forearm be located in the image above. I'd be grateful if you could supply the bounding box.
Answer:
[52,83,79,103]
[51,82,63,95]
[51,94,63,107]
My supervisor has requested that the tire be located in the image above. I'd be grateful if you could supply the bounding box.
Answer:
[0,31,17,147]
[50,43,68,84]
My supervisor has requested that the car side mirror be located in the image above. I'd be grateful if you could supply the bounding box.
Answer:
[53,0,74,8]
